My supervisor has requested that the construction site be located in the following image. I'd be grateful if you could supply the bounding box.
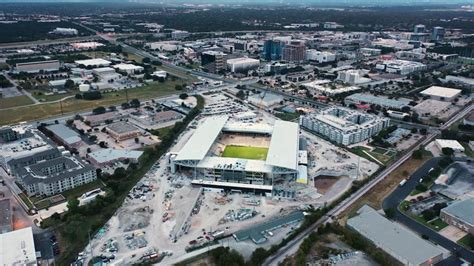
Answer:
[80,92,379,265]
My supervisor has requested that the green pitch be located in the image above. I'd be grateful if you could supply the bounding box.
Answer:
[221,145,269,160]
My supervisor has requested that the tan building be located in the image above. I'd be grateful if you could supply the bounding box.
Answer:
[106,122,140,141]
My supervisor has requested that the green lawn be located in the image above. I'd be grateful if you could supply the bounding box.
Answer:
[399,201,448,231]
[0,95,34,109]
[61,179,106,200]
[0,80,184,126]
[461,142,474,158]
[222,145,269,160]
[457,234,474,250]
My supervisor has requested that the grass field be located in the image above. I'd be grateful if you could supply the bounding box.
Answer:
[0,80,184,126]
[0,95,34,109]
[221,145,269,160]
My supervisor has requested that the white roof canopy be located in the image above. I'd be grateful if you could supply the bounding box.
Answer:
[265,120,299,170]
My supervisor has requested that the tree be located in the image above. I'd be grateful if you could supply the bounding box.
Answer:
[67,198,80,213]
[130,98,140,108]
[121,102,130,109]
[441,147,454,156]
[179,93,188,100]
[411,128,418,134]
[420,128,427,135]
[109,106,117,112]
[175,84,183,90]
[134,137,139,143]
[384,208,396,219]
[142,57,151,64]
[92,106,106,115]
[412,147,424,160]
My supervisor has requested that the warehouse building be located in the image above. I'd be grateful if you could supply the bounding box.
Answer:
[45,124,82,148]
[300,107,390,145]
[434,139,465,153]
[15,60,61,73]
[420,86,461,101]
[226,57,260,73]
[75,58,111,68]
[17,155,97,196]
[440,198,474,235]
[344,93,410,110]
[348,206,446,266]
[113,63,144,74]
[0,227,37,265]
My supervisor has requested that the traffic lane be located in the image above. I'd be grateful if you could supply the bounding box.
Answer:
[382,157,441,209]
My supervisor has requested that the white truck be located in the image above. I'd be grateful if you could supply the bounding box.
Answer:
[399,179,408,187]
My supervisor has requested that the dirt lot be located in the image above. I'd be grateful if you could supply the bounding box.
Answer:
[314,176,342,194]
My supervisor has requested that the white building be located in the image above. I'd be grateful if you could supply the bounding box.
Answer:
[0,227,37,265]
[376,59,426,75]
[226,57,260,73]
[75,58,111,68]
[337,69,371,84]
[15,60,61,73]
[300,107,390,145]
[435,139,465,153]
[148,41,180,51]
[420,86,461,101]
[305,50,336,63]
[171,30,190,40]
[302,81,360,96]
[113,63,144,74]
[51,27,78,35]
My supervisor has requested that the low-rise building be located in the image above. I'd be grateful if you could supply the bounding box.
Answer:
[420,86,462,101]
[75,58,111,68]
[440,198,474,235]
[305,50,336,63]
[463,111,474,126]
[348,206,446,266]
[105,122,141,141]
[300,107,390,145]
[45,124,82,148]
[15,60,61,73]
[337,69,371,85]
[434,139,465,153]
[87,148,143,167]
[344,93,410,110]
[83,111,127,127]
[113,63,144,74]
[17,155,97,197]
[0,227,37,265]
[51,27,78,35]
[375,59,426,75]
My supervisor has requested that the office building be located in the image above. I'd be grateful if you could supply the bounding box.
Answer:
[201,51,226,74]
[171,30,189,40]
[432,26,445,41]
[375,59,427,75]
[300,107,390,145]
[226,57,260,73]
[262,39,284,61]
[305,50,336,63]
[17,155,97,197]
[348,206,446,266]
[440,198,474,235]
[337,69,371,85]
[282,41,306,62]
[414,24,426,33]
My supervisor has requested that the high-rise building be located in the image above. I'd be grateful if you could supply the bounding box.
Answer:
[414,24,426,33]
[201,51,226,74]
[282,41,306,62]
[432,26,445,41]
[262,39,284,61]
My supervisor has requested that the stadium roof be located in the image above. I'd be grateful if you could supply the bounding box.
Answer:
[266,120,299,170]
[347,206,446,266]
[175,116,228,161]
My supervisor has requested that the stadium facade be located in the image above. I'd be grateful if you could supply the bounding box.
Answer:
[169,116,303,195]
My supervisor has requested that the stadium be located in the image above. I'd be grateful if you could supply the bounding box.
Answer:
[170,116,305,195]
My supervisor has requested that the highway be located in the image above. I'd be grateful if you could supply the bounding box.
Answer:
[263,103,473,266]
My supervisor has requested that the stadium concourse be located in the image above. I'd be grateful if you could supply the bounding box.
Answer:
[168,115,306,196]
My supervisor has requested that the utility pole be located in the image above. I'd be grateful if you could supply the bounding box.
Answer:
[59,100,64,115]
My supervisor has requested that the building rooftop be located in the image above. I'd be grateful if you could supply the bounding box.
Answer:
[88,148,143,164]
[435,139,465,151]
[175,116,228,161]
[46,124,82,145]
[0,199,12,233]
[226,57,260,64]
[0,227,37,265]
[106,122,139,134]
[442,198,474,227]
[266,120,299,171]
[75,58,111,67]
[345,93,410,109]
[420,86,462,98]
[347,206,446,266]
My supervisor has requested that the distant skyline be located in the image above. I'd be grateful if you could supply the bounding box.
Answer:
[0,0,472,5]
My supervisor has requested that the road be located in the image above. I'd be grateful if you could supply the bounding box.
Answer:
[382,157,474,263]
[2,73,40,104]
[263,103,473,265]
